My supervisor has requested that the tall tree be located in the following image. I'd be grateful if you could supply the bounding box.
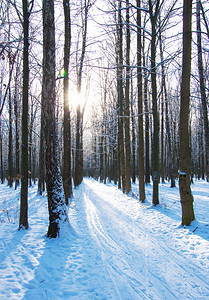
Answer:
[19,0,33,230]
[63,0,73,204]
[143,26,150,184]
[8,52,13,188]
[179,0,195,226]
[116,0,126,193]
[42,0,69,238]
[149,0,160,205]
[124,0,131,194]
[14,58,20,189]
[196,0,209,182]
[74,0,91,187]
[137,0,145,202]
[7,12,13,188]
[159,31,175,187]
[38,105,45,195]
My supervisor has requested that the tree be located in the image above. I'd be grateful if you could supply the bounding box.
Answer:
[143,25,150,185]
[149,0,160,205]
[38,104,45,195]
[19,0,33,230]
[159,30,175,187]
[179,0,195,226]
[137,0,145,202]
[74,0,92,187]
[63,0,73,204]
[196,0,209,182]
[116,0,126,193]
[14,57,21,189]
[42,0,69,238]
[124,0,131,194]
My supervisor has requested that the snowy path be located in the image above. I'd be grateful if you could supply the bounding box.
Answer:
[0,178,209,299]
[77,179,209,300]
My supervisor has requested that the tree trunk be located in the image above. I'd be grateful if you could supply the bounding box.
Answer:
[74,103,83,187]
[117,0,126,193]
[8,69,13,188]
[74,0,90,187]
[38,106,45,195]
[19,0,29,230]
[149,0,160,205]
[143,34,150,184]
[159,31,175,187]
[196,0,209,182]
[137,0,145,201]
[99,133,104,182]
[179,0,195,226]
[42,0,69,238]
[14,61,20,189]
[63,0,73,203]
[0,78,4,184]
[125,0,131,194]
[130,72,136,184]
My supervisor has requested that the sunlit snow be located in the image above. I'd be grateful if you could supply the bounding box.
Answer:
[0,178,209,299]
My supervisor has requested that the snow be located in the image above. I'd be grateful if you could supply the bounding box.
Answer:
[0,178,209,299]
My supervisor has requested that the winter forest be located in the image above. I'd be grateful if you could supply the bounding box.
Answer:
[0,0,209,299]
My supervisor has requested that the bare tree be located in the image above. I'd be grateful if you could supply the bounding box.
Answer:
[196,0,209,182]
[124,0,131,194]
[137,0,145,202]
[116,0,126,193]
[149,0,160,205]
[63,0,73,203]
[42,0,69,238]
[74,0,92,187]
[179,0,195,226]
[19,0,34,230]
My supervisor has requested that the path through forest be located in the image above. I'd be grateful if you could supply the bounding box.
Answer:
[0,178,209,299]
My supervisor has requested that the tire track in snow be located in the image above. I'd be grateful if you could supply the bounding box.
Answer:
[83,178,209,300]
[83,184,149,300]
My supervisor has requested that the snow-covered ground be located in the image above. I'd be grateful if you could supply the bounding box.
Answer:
[0,178,209,299]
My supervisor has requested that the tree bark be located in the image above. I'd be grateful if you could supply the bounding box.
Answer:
[63,0,73,203]
[74,0,90,187]
[42,0,69,238]
[142,28,150,184]
[38,105,45,195]
[159,31,175,187]
[130,72,136,184]
[14,61,20,189]
[196,0,209,181]
[117,0,126,193]
[0,78,4,184]
[19,0,30,230]
[137,0,145,201]
[149,0,160,205]
[179,0,195,226]
[8,64,13,188]
[125,0,131,194]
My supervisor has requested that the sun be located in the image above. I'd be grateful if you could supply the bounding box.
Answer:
[68,87,85,111]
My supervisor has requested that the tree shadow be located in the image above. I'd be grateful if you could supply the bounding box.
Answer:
[22,231,80,300]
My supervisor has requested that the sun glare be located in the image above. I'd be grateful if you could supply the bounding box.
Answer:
[69,88,85,111]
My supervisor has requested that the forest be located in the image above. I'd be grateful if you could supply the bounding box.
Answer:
[0,0,209,238]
